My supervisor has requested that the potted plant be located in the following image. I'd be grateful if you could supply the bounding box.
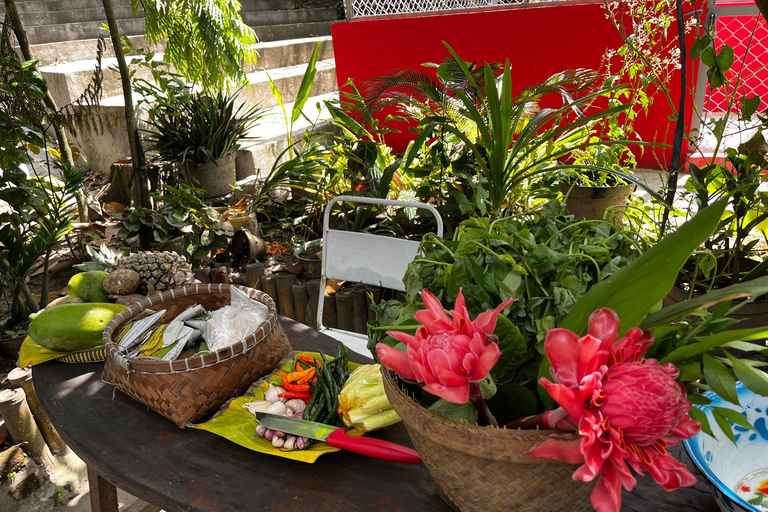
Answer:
[359,44,658,220]
[371,198,768,512]
[559,117,638,221]
[140,74,263,199]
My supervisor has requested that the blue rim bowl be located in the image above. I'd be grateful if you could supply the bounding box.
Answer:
[683,382,768,512]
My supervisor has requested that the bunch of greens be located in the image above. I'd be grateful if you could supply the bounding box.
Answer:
[369,199,645,420]
[114,183,233,260]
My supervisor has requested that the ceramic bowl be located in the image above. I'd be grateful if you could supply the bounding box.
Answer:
[683,382,768,512]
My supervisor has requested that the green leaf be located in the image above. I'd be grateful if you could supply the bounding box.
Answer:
[711,406,755,431]
[492,315,526,378]
[428,398,478,424]
[642,276,768,330]
[715,45,734,73]
[561,199,727,335]
[291,43,320,124]
[725,351,768,397]
[659,327,768,365]
[740,95,761,120]
[703,353,739,405]
[687,394,712,406]
[712,408,737,443]
[688,406,713,436]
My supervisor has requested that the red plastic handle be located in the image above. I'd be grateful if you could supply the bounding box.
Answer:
[325,429,422,464]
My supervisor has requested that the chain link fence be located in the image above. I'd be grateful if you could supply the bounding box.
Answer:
[704,10,768,114]
[346,0,532,18]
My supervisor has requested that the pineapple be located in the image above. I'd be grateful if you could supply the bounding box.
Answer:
[118,251,194,293]
[77,246,195,293]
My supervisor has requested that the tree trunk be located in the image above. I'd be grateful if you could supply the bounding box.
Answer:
[4,0,88,223]
[755,0,768,25]
[101,0,152,249]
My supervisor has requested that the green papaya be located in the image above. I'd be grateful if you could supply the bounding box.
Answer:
[68,271,109,302]
[29,303,126,351]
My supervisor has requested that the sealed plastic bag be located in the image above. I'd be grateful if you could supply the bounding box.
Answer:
[204,287,270,351]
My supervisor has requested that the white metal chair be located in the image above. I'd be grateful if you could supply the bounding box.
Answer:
[317,195,444,356]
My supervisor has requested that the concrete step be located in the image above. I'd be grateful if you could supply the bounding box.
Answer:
[246,35,333,73]
[240,7,337,26]
[241,58,337,109]
[13,5,139,27]
[238,91,338,179]
[39,36,332,107]
[24,34,153,67]
[23,16,145,45]
[40,53,161,109]
[0,0,132,14]
[239,0,294,11]
[250,20,332,42]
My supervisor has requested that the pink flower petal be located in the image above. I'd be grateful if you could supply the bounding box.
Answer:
[421,289,453,325]
[588,308,620,350]
[426,349,453,380]
[473,297,517,334]
[590,467,623,512]
[528,433,585,464]
[376,343,417,381]
[423,382,469,404]
[544,328,583,387]
[414,310,452,333]
[437,367,469,387]
[539,378,585,421]
[470,342,501,381]
[387,330,419,348]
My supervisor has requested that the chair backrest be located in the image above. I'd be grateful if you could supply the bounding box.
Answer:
[317,196,444,332]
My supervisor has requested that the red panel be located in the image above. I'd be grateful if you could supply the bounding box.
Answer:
[331,1,703,170]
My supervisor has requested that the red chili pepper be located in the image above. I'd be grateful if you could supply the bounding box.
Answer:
[297,368,316,384]
[278,391,311,400]
[298,354,322,369]
[283,381,311,392]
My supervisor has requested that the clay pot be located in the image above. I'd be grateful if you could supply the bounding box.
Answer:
[559,181,635,221]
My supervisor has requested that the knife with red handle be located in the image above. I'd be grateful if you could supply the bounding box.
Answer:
[255,412,422,464]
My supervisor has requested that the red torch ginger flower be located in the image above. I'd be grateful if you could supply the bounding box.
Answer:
[529,308,700,512]
[376,289,516,404]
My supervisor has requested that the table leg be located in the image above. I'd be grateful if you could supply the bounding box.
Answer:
[87,466,119,512]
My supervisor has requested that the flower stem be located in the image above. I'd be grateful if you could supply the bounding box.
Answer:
[469,382,498,427]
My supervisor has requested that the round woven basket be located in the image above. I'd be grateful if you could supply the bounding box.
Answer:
[103,284,292,428]
[382,370,594,512]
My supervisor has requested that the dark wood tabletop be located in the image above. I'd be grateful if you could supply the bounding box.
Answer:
[32,318,721,512]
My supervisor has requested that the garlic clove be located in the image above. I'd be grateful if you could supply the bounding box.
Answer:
[242,400,271,414]
[265,401,287,416]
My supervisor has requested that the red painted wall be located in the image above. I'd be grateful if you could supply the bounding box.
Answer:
[331,1,703,170]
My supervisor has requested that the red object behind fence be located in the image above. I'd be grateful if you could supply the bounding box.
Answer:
[331,0,704,170]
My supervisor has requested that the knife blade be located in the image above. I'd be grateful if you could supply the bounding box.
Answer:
[254,412,421,464]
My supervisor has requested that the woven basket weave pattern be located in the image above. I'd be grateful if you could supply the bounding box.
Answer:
[103,284,292,428]
[382,370,594,512]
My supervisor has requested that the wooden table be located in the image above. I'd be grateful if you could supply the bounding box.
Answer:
[33,318,721,512]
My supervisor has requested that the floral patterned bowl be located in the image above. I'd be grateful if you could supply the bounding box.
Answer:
[683,382,768,512]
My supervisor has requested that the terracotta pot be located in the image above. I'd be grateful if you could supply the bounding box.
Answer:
[559,181,634,221]
[664,285,768,331]
[184,153,237,199]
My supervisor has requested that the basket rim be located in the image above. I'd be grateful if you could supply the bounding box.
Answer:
[382,368,581,463]
[103,284,277,375]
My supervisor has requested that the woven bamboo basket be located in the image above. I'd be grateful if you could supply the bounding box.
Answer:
[103,284,292,428]
[382,370,594,512]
